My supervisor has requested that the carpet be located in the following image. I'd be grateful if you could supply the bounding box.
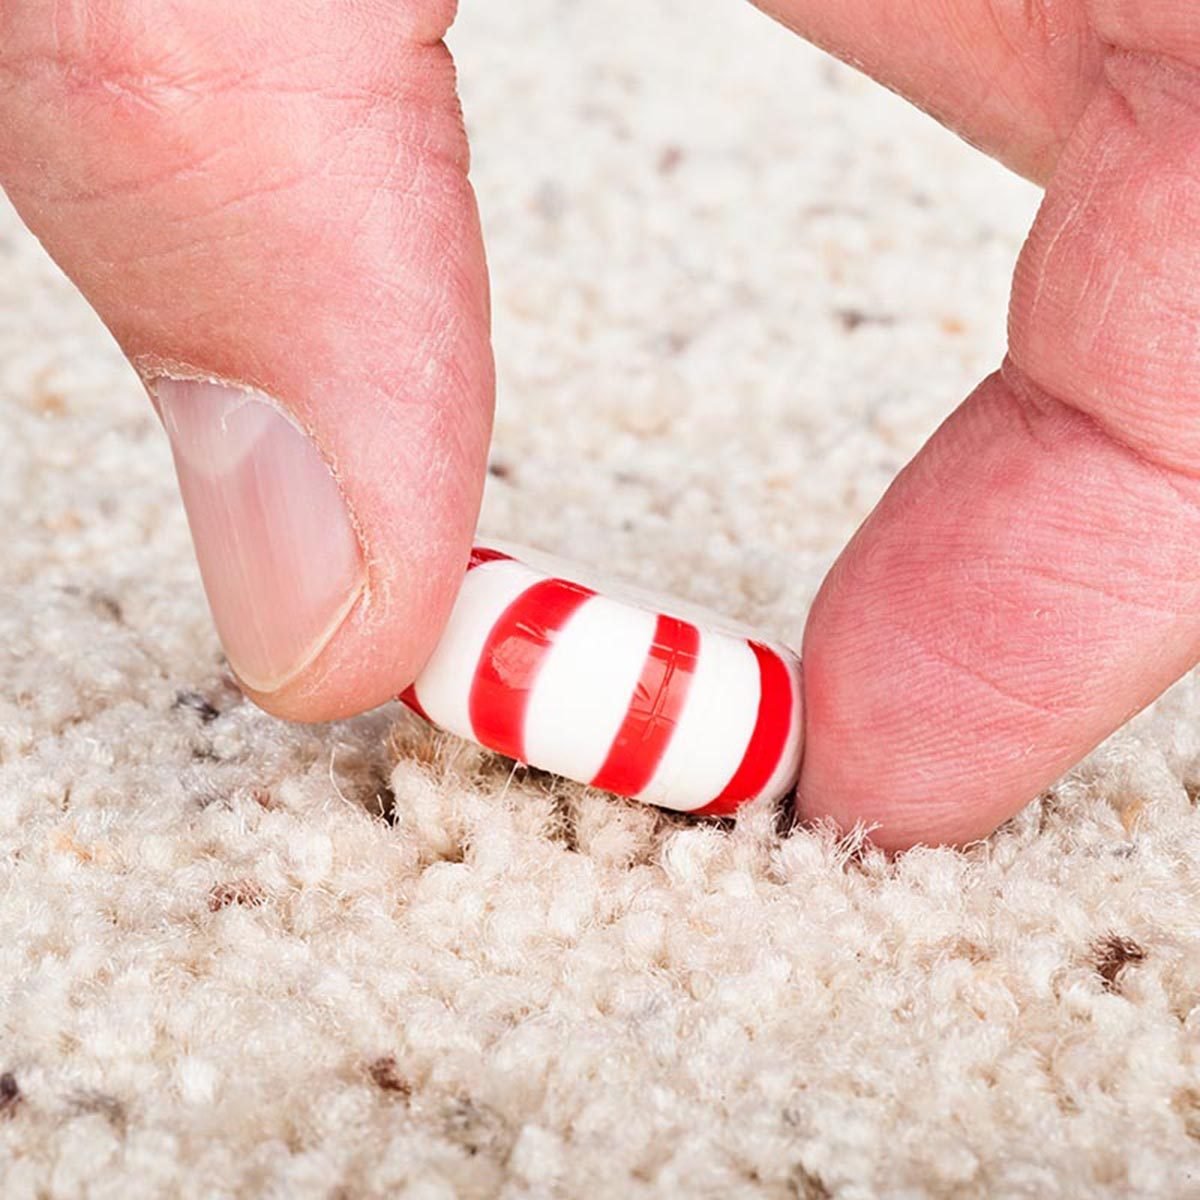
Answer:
[4,1,1200,1196]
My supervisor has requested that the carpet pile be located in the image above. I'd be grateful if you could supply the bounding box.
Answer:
[3,3,1200,1196]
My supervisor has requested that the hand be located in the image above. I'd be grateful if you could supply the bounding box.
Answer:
[763,2,1200,847]
[0,1,493,725]
[4,4,1198,850]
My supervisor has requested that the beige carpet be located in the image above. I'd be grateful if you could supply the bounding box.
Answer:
[5,1,1200,1195]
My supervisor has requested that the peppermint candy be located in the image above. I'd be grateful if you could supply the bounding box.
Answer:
[400,542,803,815]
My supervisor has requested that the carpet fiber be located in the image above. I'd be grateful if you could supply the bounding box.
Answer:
[4,2,1200,1196]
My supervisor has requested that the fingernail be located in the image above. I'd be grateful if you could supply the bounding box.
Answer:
[153,377,366,694]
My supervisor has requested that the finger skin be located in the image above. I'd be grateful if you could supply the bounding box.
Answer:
[797,50,1200,849]
[751,0,1102,182]
[753,2,1200,184]
[1087,1,1200,65]
[1011,52,1200,474]
[0,0,493,721]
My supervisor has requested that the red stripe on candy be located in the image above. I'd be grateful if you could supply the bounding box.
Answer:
[469,545,511,570]
[590,613,699,796]
[693,641,794,817]
[468,577,595,763]
[398,684,431,722]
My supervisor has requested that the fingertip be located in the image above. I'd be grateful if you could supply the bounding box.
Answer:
[231,532,471,725]
[791,633,977,852]
[792,777,998,853]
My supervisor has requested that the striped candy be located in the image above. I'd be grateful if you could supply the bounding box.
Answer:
[399,542,803,815]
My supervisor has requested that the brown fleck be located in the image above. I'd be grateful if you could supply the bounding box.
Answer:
[51,828,101,863]
[802,203,846,219]
[368,1056,412,1099]
[32,382,67,416]
[1093,932,1146,992]
[442,1095,510,1157]
[1118,796,1145,835]
[71,1090,126,1131]
[174,690,221,723]
[654,329,691,356]
[789,1165,832,1199]
[250,787,276,810]
[208,880,267,912]
[657,144,685,174]
[835,308,894,332]
[0,1073,20,1118]
[548,790,580,854]
[1173,1088,1200,1140]
[89,592,124,624]
[43,511,84,533]
[940,315,967,335]
[951,938,989,965]
[487,461,511,480]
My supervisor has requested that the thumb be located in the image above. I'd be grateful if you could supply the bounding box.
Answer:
[0,0,492,721]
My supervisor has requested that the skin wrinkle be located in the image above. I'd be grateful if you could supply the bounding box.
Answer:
[1014,190,1085,345]
[9,66,465,241]
[1102,56,1200,173]
[902,632,1073,723]
[1082,253,1128,356]
[158,159,330,228]
[976,1,1070,142]
[38,152,222,207]
[6,38,444,110]
[358,138,430,245]
[1087,2,1200,67]
[1004,364,1200,512]
[1015,273,1200,474]
[1016,560,1192,622]
[21,92,249,205]
[345,230,478,363]
[6,8,465,157]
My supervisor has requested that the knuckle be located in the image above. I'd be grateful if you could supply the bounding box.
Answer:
[0,1,469,205]
[2,2,227,183]
[1011,66,1200,475]
[3,2,190,98]
[1087,1,1200,68]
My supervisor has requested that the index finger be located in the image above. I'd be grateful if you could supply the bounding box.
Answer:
[752,0,1101,182]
